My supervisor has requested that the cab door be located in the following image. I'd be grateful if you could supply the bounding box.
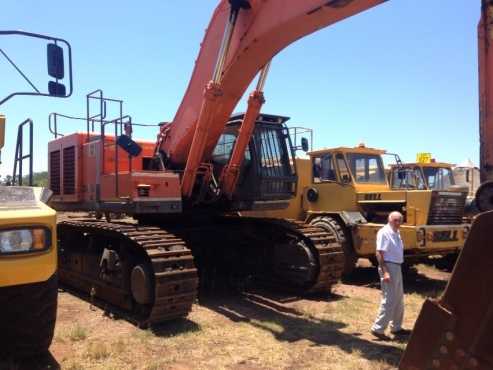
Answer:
[303,152,358,214]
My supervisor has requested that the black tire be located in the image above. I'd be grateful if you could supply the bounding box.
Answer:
[435,253,459,272]
[475,180,493,212]
[311,216,357,275]
[0,273,58,358]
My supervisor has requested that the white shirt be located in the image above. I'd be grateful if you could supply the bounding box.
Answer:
[376,224,404,264]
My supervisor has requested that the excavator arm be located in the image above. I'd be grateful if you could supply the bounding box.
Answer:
[159,0,389,197]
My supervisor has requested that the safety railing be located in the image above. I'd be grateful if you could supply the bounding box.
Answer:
[48,89,159,200]
[12,118,34,186]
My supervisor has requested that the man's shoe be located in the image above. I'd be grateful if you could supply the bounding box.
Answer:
[371,330,390,341]
[391,329,412,336]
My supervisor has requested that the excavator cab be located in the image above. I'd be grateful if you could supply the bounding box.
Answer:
[212,113,297,210]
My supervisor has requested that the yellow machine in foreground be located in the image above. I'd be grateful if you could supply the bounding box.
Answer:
[0,31,72,357]
[0,116,58,356]
[251,144,470,274]
[0,179,58,356]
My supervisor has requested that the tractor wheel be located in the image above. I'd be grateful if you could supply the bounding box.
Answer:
[311,216,357,275]
[435,253,459,272]
[0,273,58,358]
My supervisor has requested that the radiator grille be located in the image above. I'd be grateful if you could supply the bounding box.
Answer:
[50,150,61,195]
[63,146,76,195]
[428,192,466,225]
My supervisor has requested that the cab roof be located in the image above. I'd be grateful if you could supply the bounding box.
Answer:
[308,144,386,157]
[390,162,454,169]
[228,113,290,126]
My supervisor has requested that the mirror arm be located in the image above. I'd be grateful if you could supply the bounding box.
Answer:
[0,48,41,93]
[0,30,73,107]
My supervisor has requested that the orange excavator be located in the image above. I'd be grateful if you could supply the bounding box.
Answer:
[51,0,403,326]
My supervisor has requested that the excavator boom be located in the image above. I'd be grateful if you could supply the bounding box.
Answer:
[161,0,388,192]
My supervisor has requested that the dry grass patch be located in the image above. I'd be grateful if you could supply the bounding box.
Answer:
[68,323,88,342]
[46,266,449,370]
[85,341,110,361]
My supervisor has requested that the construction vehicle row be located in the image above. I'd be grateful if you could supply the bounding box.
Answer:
[1,1,493,369]
[249,144,469,274]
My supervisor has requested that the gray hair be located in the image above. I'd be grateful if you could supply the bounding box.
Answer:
[388,211,403,222]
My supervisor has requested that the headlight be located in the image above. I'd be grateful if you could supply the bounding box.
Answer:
[0,227,51,254]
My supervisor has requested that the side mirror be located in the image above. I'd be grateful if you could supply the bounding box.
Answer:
[48,81,67,97]
[47,43,64,79]
[301,137,309,152]
[47,43,67,97]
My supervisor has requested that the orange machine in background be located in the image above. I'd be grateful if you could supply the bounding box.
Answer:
[49,131,181,213]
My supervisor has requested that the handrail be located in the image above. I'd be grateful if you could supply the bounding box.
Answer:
[12,118,34,186]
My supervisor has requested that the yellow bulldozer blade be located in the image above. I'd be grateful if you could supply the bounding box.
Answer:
[399,211,493,370]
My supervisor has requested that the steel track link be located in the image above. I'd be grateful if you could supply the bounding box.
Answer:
[257,218,345,293]
[289,220,345,293]
[57,219,198,327]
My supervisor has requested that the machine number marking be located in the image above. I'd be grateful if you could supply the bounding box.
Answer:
[364,193,382,201]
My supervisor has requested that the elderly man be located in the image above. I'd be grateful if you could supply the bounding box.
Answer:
[371,211,410,340]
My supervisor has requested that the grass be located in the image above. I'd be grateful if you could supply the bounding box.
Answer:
[68,323,88,342]
[44,265,447,370]
[85,342,110,361]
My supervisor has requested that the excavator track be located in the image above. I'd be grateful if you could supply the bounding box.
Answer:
[214,216,345,294]
[138,214,344,295]
[57,219,198,327]
[263,218,345,293]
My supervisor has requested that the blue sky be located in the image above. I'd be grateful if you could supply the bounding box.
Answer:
[0,0,479,177]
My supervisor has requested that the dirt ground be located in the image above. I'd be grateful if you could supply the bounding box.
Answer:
[3,261,450,370]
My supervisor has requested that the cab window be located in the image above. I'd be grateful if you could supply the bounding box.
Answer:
[336,154,352,184]
[313,154,336,183]
[212,133,251,166]
[212,133,236,165]
[346,153,386,184]
[391,167,426,190]
[423,167,455,190]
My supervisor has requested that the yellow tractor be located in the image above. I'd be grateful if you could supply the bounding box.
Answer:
[250,144,469,274]
[388,155,457,192]
[0,31,72,357]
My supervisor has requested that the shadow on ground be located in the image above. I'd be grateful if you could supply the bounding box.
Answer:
[202,292,403,367]
[151,318,202,337]
[0,351,59,370]
[342,266,448,298]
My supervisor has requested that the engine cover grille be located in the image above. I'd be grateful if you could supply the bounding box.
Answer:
[428,192,466,225]
[50,150,61,195]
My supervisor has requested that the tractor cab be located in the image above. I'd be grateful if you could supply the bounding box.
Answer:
[309,144,389,192]
[390,161,455,191]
